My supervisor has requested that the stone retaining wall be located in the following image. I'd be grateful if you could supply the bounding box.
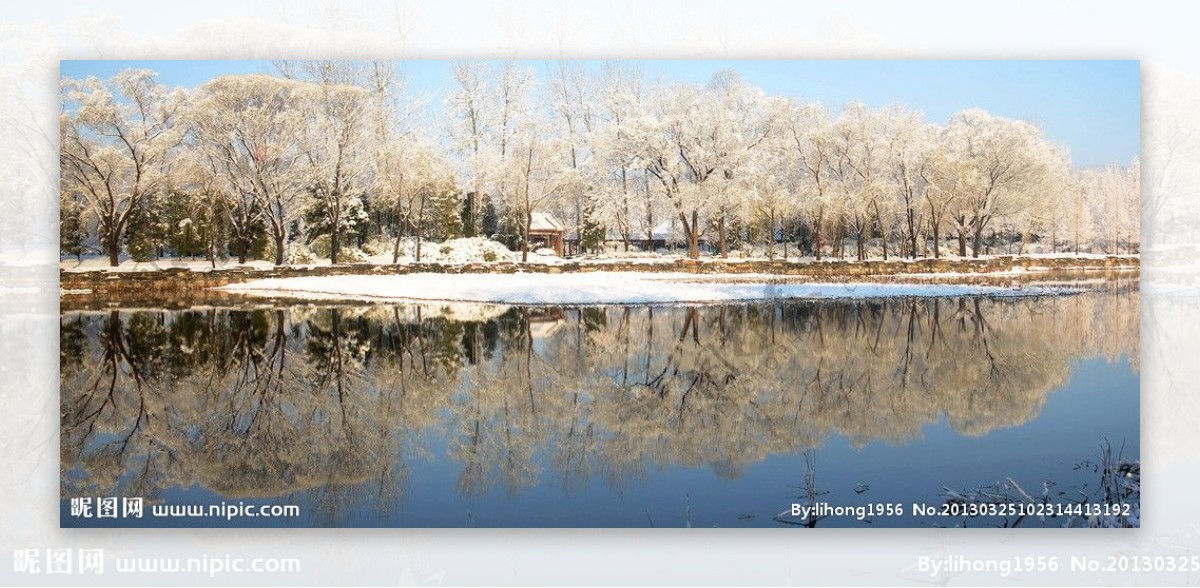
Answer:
[60,255,1139,296]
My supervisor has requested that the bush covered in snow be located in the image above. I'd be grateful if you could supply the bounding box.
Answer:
[286,243,318,265]
[307,234,369,263]
[361,236,394,257]
[583,249,673,260]
[377,237,515,264]
[420,238,514,263]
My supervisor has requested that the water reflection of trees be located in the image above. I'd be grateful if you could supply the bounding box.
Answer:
[60,287,1138,514]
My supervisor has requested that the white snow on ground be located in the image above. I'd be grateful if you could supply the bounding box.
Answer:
[61,246,1137,273]
[219,272,1075,305]
[364,237,518,265]
[61,256,277,273]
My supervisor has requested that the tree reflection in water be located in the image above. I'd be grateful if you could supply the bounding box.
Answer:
[60,287,1138,524]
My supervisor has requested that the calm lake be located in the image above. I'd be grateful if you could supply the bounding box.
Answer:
[60,285,1139,527]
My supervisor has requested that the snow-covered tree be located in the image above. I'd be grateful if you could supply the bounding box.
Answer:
[62,62,1132,264]
[167,154,237,267]
[941,109,1070,257]
[626,76,772,259]
[589,63,649,251]
[881,105,935,259]
[59,191,89,261]
[629,82,718,258]
[188,74,308,265]
[445,61,536,243]
[299,80,375,264]
[549,61,598,247]
[60,70,187,266]
[492,118,578,261]
[922,137,971,259]
[742,100,800,260]
[1060,173,1094,254]
[705,72,779,258]
[445,61,490,237]
[1081,159,1142,254]
[782,101,837,259]
[829,101,890,261]
[374,138,459,262]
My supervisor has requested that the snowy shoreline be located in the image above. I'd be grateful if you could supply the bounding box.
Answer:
[58,251,1141,274]
[217,272,1079,305]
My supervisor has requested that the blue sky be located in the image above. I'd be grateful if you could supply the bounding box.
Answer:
[61,59,1139,167]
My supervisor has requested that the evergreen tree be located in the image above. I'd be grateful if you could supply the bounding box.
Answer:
[304,192,369,252]
[460,192,480,238]
[164,191,205,258]
[60,193,89,260]
[124,192,170,262]
[426,186,464,242]
[481,197,500,239]
[197,193,232,266]
[579,204,606,253]
[494,212,523,251]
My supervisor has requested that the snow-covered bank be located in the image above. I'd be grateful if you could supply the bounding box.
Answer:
[60,250,1139,273]
[61,257,277,273]
[218,272,1077,305]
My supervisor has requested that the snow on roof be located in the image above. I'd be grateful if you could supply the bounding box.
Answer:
[651,218,687,241]
[529,212,565,232]
[590,219,687,242]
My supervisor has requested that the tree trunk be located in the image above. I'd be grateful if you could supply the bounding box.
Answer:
[718,211,728,258]
[274,233,285,266]
[908,209,918,260]
[679,210,700,259]
[393,230,403,264]
[872,204,888,261]
[767,209,776,261]
[690,210,700,258]
[107,236,120,267]
[330,227,341,265]
[971,224,983,258]
[932,220,941,259]
[957,230,966,257]
[418,199,429,262]
[813,217,822,261]
[522,210,531,263]
[855,223,865,261]
[238,238,248,265]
